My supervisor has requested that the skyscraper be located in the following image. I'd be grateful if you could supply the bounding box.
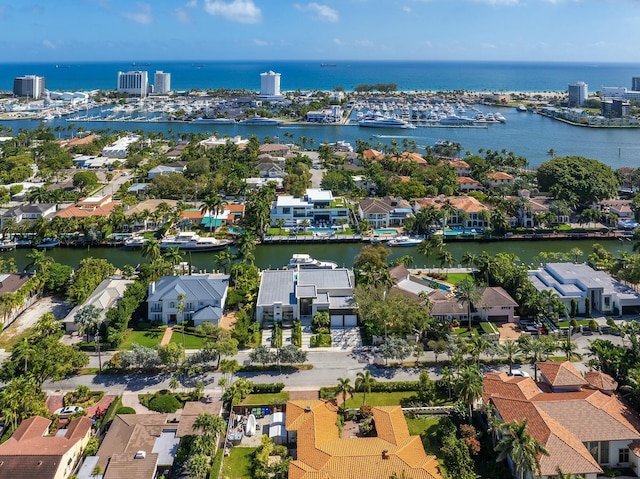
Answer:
[260,70,281,97]
[568,81,588,107]
[13,75,45,99]
[117,71,149,97]
[154,71,171,94]
[632,77,640,92]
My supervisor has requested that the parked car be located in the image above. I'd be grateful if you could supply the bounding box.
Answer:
[54,406,84,417]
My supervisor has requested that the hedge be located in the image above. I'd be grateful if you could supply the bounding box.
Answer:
[251,383,285,394]
[148,394,182,413]
[116,406,136,415]
[320,381,420,399]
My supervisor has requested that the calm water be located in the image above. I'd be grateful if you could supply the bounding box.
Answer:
[2,60,640,92]
[1,239,633,272]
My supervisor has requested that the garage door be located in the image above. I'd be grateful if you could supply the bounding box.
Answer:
[344,315,357,327]
[488,315,509,323]
[330,315,344,327]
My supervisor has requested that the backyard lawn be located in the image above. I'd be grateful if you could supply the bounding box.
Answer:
[222,446,257,479]
[242,392,290,405]
[405,415,442,455]
[169,331,207,349]
[442,272,472,284]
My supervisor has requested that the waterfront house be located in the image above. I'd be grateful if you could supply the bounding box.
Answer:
[413,195,490,230]
[483,362,640,479]
[1,203,57,227]
[147,162,186,179]
[476,286,518,322]
[528,262,640,316]
[102,135,141,158]
[440,159,471,176]
[285,400,442,479]
[0,272,36,329]
[358,196,413,228]
[55,194,118,220]
[0,416,92,479]
[259,143,290,156]
[199,135,249,150]
[457,176,484,193]
[255,268,356,327]
[256,156,286,178]
[147,274,229,326]
[269,188,349,228]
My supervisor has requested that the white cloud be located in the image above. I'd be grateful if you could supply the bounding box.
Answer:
[471,0,519,5]
[294,3,339,22]
[42,39,57,49]
[356,40,374,47]
[254,39,269,46]
[424,40,433,48]
[174,7,191,23]
[403,6,412,13]
[480,42,497,49]
[123,3,153,24]
[333,38,343,46]
[203,0,262,24]
[186,0,198,7]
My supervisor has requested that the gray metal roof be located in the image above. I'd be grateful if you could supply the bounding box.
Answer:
[296,284,317,298]
[257,270,295,306]
[298,268,353,290]
[148,274,229,302]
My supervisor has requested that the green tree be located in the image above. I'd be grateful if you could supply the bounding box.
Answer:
[455,365,484,423]
[495,418,550,479]
[455,277,481,330]
[335,377,353,410]
[355,370,376,406]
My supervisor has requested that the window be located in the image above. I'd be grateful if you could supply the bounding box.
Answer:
[585,441,609,464]
[619,448,629,464]
[282,207,291,214]
[169,302,175,308]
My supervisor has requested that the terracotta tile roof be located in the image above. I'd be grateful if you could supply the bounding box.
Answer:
[457,177,482,186]
[362,149,384,160]
[388,152,427,165]
[483,373,541,402]
[286,400,441,479]
[584,370,618,392]
[536,361,587,388]
[486,171,514,180]
[414,195,488,214]
[55,202,118,218]
[124,199,178,216]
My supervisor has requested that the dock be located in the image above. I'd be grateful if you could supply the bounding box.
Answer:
[261,234,363,244]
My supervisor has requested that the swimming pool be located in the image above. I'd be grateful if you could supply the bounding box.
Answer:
[308,227,336,233]
[374,229,398,235]
[419,277,452,291]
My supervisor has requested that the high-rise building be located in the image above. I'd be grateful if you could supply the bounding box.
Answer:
[568,81,588,107]
[260,70,281,97]
[117,71,149,97]
[154,71,171,94]
[632,77,640,92]
[13,75,45,99]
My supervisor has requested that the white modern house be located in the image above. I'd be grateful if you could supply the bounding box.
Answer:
[255,268,356,327]
[270,188,349,227]
[147,274,229,326]
[528,262,640,316]
[102,135,141,158]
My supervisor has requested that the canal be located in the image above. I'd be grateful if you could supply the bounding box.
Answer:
[1,238,634,272]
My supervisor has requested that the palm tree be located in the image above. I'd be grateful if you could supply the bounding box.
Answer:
[200,195,224,233]
[213,248,234,274]
[455,365,484,423]
[335,377,353,410]
[455,277,481,331]
[162,246,183,267]
[467,335,490,369]
[140,238,161,261]
[495,418,550,479]
[558,338,582,361]
[355,370,376,406]
[192,412,227,441]
[275,218,286,235]
[500,340,520,375]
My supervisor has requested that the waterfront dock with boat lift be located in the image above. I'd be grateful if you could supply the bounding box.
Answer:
[261,234,364,244]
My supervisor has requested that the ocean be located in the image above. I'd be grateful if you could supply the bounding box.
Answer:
[2,60,640,92]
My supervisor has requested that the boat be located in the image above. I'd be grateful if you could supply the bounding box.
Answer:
[0,240,17,251]
[124,235,147,249]
[439,115,474,126]
[387,236,423,247]
[517,105,527,112]
[494,112,506,123]
[190,118,236,124]
[320,63,337,67]
[238,116,284,126]
[160,232,233,252]
[245,414,256,437]
[36,238,59,249]
[286,254,338,270]
[358,113,415,129]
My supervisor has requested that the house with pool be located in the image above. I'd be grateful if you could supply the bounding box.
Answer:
[269,188,349,229]
[413,195,490,232]
[357,196,413,229]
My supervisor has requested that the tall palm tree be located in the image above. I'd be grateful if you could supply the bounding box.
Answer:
[495,418,549,479]
[455,277,481,331]
[355,370,376,406]
[140,238,161,261]
[162,246,183,267]
[213,248,234,274]
[500,340,520,375]
[335,377,353,410]
[200,195,225,234]
[455,365,484,424]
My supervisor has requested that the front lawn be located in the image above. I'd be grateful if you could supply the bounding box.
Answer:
[118,328,164,350]
[242,392,290,405]
[451,327,479,337]
[222,446,257,479]
[344,391,416,409]
[169,331,206,349]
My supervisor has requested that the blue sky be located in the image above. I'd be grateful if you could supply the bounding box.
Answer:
[1,0,639,63]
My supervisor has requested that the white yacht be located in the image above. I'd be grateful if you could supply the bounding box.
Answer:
[286,254,338,270]
[238,115,284,126]
[124,235,147,249]
[494,112,506,123]
[160,232,233,252]
[190,117,236,124]
[439,115,474,126]
[358,113,415,129]
[387,236,424,247]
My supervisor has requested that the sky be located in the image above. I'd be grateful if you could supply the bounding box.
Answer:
[1,0,640,63]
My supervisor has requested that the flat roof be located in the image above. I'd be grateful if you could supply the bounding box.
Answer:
[257,270,296,306]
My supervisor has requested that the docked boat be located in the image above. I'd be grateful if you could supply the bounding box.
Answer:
[238,116,284,126]
[387,236,423,247]
[516,105,527,112]
[286,254,338,270]
[124,235,147,249]
[160,232,232,252]
[36,238,60,249]
[439,115,474,126]
[190,118,236,124]
[0,240,17,251]
[494,112,506,123]
[358,113,415,129]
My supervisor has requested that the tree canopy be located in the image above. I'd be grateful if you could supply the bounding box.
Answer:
[536,156,618,207]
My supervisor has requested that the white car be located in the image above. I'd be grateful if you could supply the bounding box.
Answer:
[54,406,84,417]
[510,369,530,378]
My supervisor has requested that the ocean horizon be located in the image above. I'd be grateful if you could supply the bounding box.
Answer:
[2,60,640,93]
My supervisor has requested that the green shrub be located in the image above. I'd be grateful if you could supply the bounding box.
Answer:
[589,319,598,332]
[148,394,182,413]
[570,318,579,329]
[85,437,99,456]
[251,383,285,394]
[310,333,332,347]
[116,406,136,415]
